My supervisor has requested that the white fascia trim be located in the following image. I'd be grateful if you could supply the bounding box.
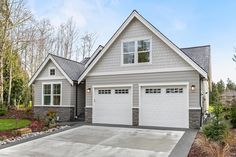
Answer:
[77,11,207,84]
[77,12,136,84]
[87,67,194,76]
[36,76,65,81]
[29,55,73,86]
[133,12,208,78]
[85,45,103,68]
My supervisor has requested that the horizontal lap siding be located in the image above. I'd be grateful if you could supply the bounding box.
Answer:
[89,18,192,74]
[34,79,73,107]
[86,71,200,108]
[37,60,64,78]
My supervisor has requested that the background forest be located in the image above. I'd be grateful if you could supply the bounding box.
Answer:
[0,0,96,108]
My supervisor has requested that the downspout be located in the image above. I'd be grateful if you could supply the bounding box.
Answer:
[75,83,78,119]
[199,75,203,127]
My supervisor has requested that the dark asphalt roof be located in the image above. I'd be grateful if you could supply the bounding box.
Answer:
[50,54,85,81]
[49,45,210,82]
[181,45,210,73]
[80,57,91,65]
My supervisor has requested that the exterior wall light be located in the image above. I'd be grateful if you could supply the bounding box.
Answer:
[191,85,196,91]
[87,88,91,93]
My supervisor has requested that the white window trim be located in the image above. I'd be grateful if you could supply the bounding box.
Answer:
[42,82,62,106]
[121,37,152,66]
[49,67,56,76]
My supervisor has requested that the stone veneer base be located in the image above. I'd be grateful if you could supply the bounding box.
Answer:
[34,106,74,121]
[84,107,201,129]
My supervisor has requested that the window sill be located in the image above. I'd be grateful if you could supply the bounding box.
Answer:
[121,62,152,66]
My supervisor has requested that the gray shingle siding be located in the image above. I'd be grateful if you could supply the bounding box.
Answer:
[89,18,192,74]
[86,71,200,108]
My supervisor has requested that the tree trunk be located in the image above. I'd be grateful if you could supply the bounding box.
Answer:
[0,53,4,106]
[7,61,12,106]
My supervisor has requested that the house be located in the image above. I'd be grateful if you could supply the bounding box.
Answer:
[29,10,211,129]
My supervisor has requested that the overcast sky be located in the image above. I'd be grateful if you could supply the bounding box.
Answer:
[26,0,236,82]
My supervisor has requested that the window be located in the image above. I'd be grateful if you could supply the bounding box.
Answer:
[53,84,61,105]
[122,39,151,65]
[98,90,111,94]
[145,88,161,94]
[123,41,135,64]
[43,83,61,105]
[138,39,150,63]
[50,68,55,76]
[166,88,183,94]
[115,89,129,94]
[43,84,51,105]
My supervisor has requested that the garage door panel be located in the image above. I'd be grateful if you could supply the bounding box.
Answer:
[93,87,132,125]
[140,86,188,128]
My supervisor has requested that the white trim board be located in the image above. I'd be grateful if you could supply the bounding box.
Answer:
[36,76,65,81]
[78,10,207,84]
[29,55,73,86]
[87,67,194,76]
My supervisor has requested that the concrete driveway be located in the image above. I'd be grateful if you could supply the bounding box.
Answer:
[0,125,185,157]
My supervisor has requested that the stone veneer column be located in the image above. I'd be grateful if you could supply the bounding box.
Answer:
[85,107,92,123]
[132,108,139,126]
[189,109,201,129]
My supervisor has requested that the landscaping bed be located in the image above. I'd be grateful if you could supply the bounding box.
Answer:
[0,109,70,146]
[188,130,236,157]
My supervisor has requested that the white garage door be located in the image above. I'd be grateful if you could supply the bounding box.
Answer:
[140,85,189,128]
[93,87,132,125]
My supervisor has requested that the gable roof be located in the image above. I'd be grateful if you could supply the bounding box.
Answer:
[181,45,211,73]
[29,54,85,86]
[77,10,209,83]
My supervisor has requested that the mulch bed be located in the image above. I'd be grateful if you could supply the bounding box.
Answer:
[188,130,236,157]
[0,109,34,120]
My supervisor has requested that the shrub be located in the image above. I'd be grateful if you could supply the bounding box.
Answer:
[230,106,236,128]
[202,119,228,143]
[45,110,57,128]
[202,92,230,144]
[0,108,7,116]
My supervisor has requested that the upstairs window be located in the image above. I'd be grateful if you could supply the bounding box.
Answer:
[122,38,151,65]
[49,68,55,76]
[138,39,150,63]
[123,41,135,64]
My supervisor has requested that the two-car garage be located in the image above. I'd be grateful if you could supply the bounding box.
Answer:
[92,84,189,128]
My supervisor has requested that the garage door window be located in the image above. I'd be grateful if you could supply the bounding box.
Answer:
[115,89,129,94]
[145,88,161,94]
[166,88,183,94]
[98,90,111,94]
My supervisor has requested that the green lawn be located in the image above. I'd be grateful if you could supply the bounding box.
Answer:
[0,119,31,131]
